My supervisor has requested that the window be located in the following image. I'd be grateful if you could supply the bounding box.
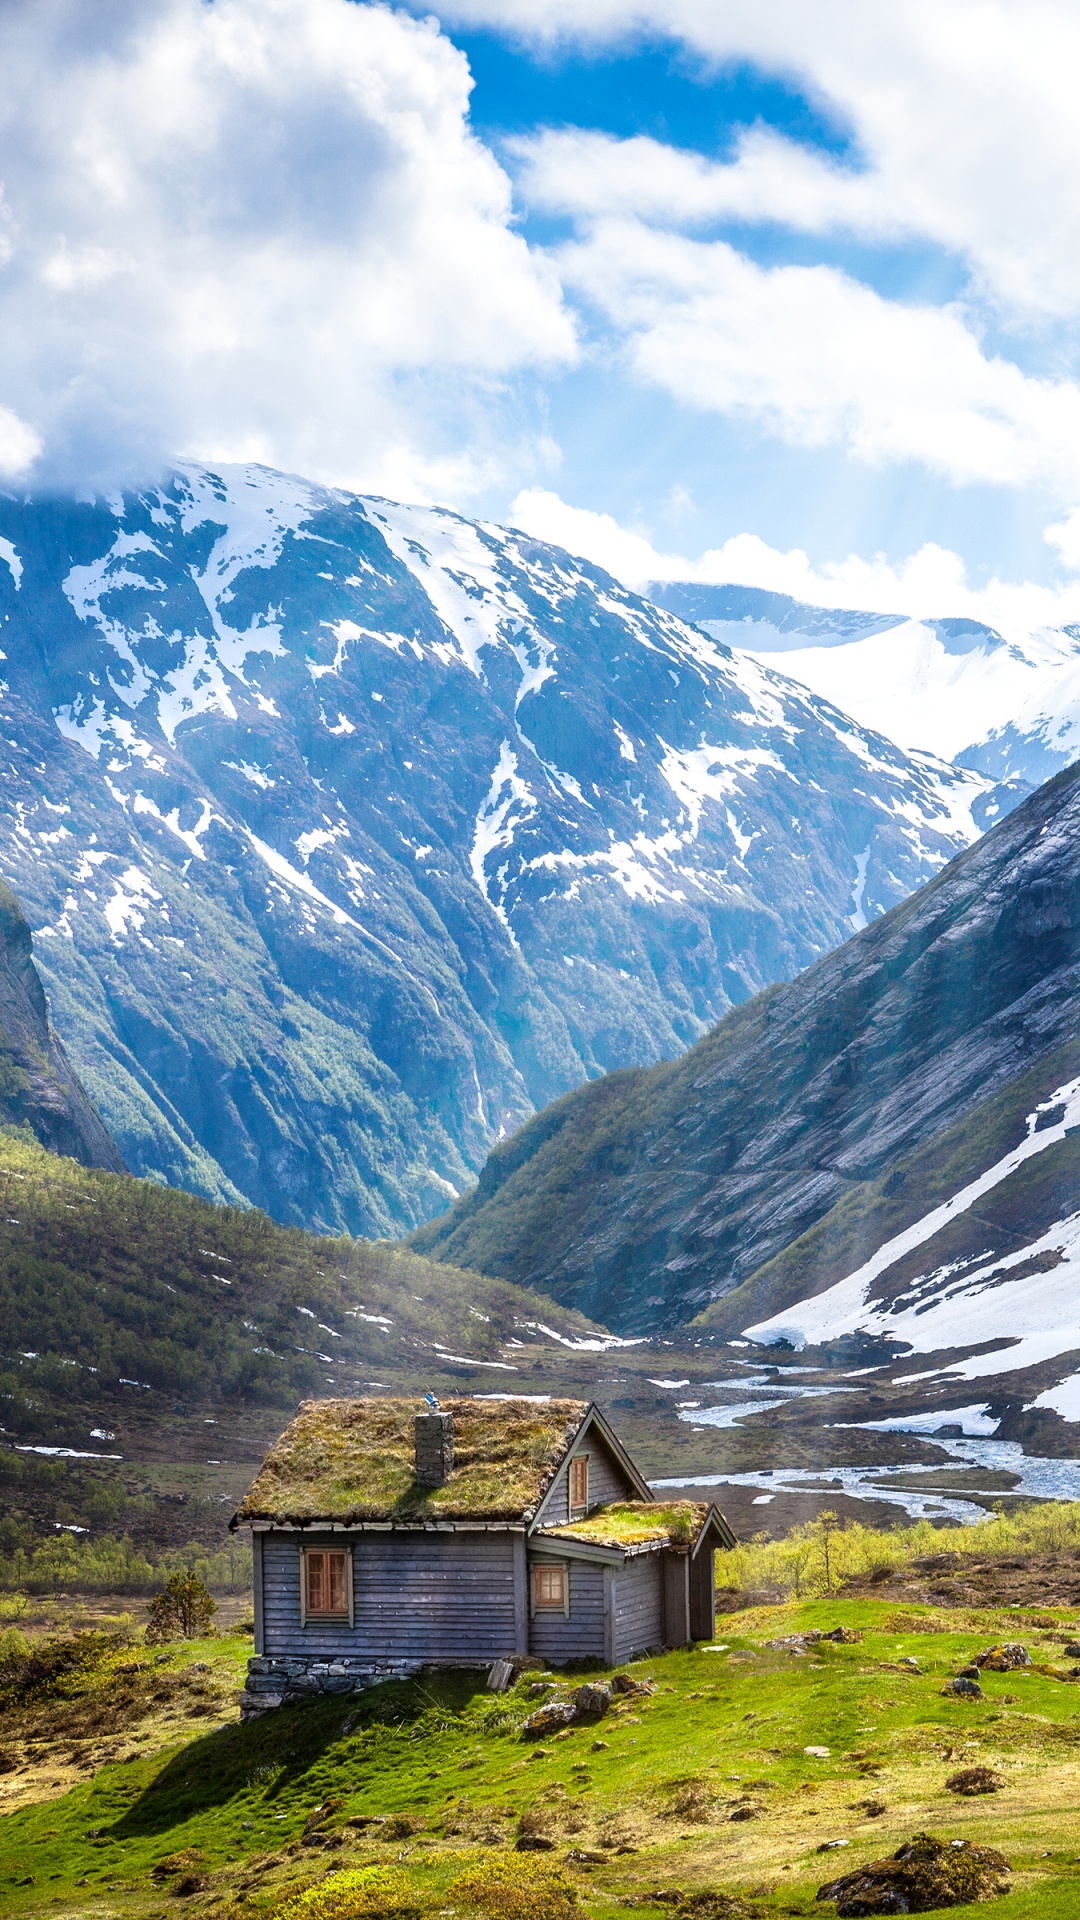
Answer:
[302,1547,352,1623]
[532,1562,568,1614]
[569,1454,589,1516]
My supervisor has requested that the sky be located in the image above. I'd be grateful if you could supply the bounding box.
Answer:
[6,0,1080,629]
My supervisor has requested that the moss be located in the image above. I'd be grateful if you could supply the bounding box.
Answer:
[544,1500,707,1548]
[234,1397,589,1524]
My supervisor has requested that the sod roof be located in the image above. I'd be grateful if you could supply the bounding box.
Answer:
[233,1395,591,1525]
[542,1500,715,1552]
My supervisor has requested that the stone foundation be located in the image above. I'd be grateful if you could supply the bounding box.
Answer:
[240,1655,420,1719]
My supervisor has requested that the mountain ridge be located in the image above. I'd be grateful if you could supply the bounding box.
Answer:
[414,757,1080,1397]
[0,465,1020,1235]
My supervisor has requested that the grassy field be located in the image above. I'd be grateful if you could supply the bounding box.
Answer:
[7,1592,1080,1917]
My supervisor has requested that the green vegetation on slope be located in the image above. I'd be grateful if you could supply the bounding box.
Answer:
[0,1127,603,1567]
[8,1596,1080,1916]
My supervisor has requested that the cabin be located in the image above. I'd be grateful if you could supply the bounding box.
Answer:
[231,1395,736,1716]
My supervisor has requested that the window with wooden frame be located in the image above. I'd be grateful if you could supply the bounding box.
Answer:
[531,1561,569,1615]
[301,1546,353,1624]
[568,1453,589,1516]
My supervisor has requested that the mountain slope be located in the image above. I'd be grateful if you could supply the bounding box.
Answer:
[649,579,1080,783]
[0,467,1019,1236]
[414,761,1080,1367]
[0,876,121,1170]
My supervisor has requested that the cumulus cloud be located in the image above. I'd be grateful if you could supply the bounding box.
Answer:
[0,0,575,492]
[442,0,1080,321]
[556,219,1080,494]
[510,486,1080,642]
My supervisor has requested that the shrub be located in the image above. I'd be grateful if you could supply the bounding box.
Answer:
[145,1571,216,1643]
[275,1866,422,1919]
[446,1855,580,1919]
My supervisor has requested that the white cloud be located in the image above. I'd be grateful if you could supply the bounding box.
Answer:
[509,486,1080,642]
[555,219,1080,495]
[0,0,575,492]
[437,1,1080,319]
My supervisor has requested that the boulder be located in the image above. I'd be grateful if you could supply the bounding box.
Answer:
[973,1643,1031,1671]
[942,1678,984,1698]
[522,1700,577,1738]
[573,1683,612,1717]
[817,1831,1011,1915]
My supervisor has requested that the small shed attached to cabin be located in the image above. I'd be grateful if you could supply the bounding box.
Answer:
[231,1395,735,1715]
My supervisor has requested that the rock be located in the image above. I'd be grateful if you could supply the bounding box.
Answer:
[818,1839,851,1853]
[818,1831,1011,1915]
[821,1628,863,1644]
[804,1746,831,1758]
[612,1672,654,1695]
[573,1683,612,1718]
[516,1835,556,1852]
[566,1848,606,1863]
[973,1644,1031,1671]
[1062,1641,1080,1658]
[957,1666,982,1680]
[523,1701,577,1738]
[898,1658,921,1672]
[942,1678,984,1698]
[729,1805,758,1822]
[487,1658,515,1694]
[591,1740,609,1751]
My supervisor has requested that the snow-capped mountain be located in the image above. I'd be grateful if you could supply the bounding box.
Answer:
[418,760,1080,1446]
[0,468,1023,1235]
[651,581,1080,786]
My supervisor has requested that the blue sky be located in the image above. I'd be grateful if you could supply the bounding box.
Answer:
[4,0,1080,632]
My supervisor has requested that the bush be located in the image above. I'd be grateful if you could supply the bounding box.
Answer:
[446,1855,580,1919]
[275,1867,422,1919]
[145,1571,216,1643]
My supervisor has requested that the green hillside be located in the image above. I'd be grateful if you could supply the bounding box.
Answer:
[7,1594,1080,1918]
[0,1127,605,1578]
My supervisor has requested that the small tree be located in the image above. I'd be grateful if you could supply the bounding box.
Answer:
[145,1572,217,1644]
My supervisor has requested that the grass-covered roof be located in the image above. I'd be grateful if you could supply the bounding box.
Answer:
[234,1396,590,1525]
[541,1500,713,1552]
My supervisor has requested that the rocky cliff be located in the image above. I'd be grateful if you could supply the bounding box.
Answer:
[0,876,121,1169]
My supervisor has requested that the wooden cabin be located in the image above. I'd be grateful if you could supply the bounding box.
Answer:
[231,1395,735,1716]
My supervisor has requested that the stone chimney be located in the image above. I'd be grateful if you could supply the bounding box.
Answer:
[415,1409,454,1488]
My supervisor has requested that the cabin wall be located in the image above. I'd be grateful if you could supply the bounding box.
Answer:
[261,1530,518,1666]
[689,1546,715,1643]
[612,1552,663,1662]
[535,1435,637,1527]
[661,1551,691,1647]
[527,1556,606,1662]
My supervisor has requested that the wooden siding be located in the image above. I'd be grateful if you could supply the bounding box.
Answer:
[612,1552,663,1661]
[528,1555,606,1660]
[662,1551,690,1647]
[535,1430,637,1527]
[262,1531,518,1665]
[252,1532,265,1656]
[689,1546,715,1642]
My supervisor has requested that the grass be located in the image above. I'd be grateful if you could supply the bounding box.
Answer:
[717,1500,1080,1600]
[9,1594,1080,1915]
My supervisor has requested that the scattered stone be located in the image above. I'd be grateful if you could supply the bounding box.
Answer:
[574,1682,612,1718]
[612,1673,654,1695]
[973,1644,1031,1671]
[516,1834,556,1851]
[942,1678,984,1698]
[729,1806,758,1822]
[527,1681,557,1698]
[817,1831,1011,1915]
[522,1700,577,1738]
[592,1740,610,1751]
[566,1848,606,1863]
[818,1839,851,1853]
[898,1658,921,1672]
[804,1746,831,1758]
[1063,1641,1080,1658]
[957,1666,982,1680]
[945,1766,1005,1796]
[821,1628,864,1644]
